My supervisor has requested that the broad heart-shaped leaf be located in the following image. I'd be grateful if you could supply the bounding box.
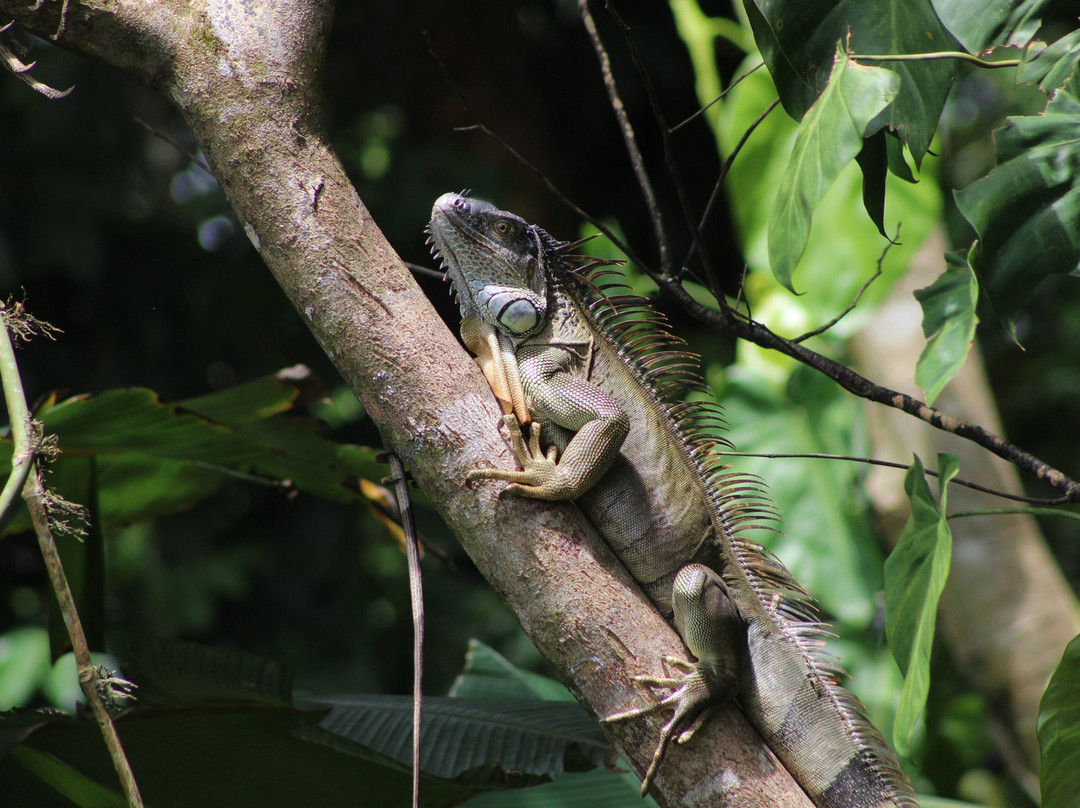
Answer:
[884,453,959,757]
[954,78,1080,336]
[1039,633,1080,808]
[914,250,979,405]
[744,0,959,166]
[768,43,900,291]
[932,0,1050,53]
[0,371,386,534]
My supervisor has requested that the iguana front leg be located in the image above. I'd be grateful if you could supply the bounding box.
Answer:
[460,312,530,425]
[468,346,629,500]
[604,563,744,794]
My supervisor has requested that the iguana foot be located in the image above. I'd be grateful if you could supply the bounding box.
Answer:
[602,657,724,795]
[467,417,584,500]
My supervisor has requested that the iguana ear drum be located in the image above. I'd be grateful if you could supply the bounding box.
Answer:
[475,284,545,337]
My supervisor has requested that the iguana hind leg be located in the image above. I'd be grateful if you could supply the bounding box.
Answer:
[602,564,744,795]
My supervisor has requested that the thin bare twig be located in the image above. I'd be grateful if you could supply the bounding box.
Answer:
[382,442,424,808]
[426,34,650,271]
[132,116,212,175]
[670,62,764,133]
[405,261,446,282]
[580,0,670,273]
[662,281,1080,502]
[684,98,780,286]
[602,1,714,288]
[717,451,1070,506]
[791,225,896,344]
[948,507,1080,521]
[850,51,1020,68]
[0,302,144,807]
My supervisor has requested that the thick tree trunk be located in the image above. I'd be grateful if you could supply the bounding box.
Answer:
[1,1,813,804]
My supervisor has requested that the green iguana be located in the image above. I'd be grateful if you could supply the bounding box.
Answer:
[426,191,918,808]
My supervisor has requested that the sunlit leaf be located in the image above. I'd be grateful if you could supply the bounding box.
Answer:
[744,0,959,165]
[914,250,979,405]
[1039,633,1080,808]
[717,57,942,335]
[884,453,959,757]
[768,44,900,291]
[933,0,1051,53]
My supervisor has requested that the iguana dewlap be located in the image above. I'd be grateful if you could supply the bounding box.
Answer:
[427,191,918,808]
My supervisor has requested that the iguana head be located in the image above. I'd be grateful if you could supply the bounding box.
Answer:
[427,192,549,338]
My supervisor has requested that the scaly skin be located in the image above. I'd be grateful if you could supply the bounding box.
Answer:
[427,191,918,808]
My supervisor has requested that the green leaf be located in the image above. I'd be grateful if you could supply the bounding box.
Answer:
[450,639,576,702]
[884,453,960,757]
[933,0,1050,53]
[855,131,889,236]
[468,767,660,808]
[744,0,959,165]
[302,695,605,783]
[1017,29,1080,95]
[914,250,980,405]
[1,705,474,808]
[129,636,294,707]
[298,640,605,785]
[954,79,1080,334]
[1039,633,1080,808]
[0,372,386,534]
[716,57,942,335]
[0,628,51,710]
[768,43,900,291]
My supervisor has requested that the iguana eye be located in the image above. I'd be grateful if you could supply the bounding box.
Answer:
[494,220,513,236]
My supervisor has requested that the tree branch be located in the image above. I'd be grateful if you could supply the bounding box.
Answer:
[662,278,1080,502]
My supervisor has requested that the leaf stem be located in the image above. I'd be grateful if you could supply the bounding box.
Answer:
[948,507,1080,522]
[850,52,1020,68]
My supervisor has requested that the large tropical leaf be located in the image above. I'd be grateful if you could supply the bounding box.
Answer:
[450,638,577,702]
[0,370,386,534]
[743,0,960,166]
[0,639,610,807]
[954,67,1080,335]
[303,695,604,784]
[768,43,900,290]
